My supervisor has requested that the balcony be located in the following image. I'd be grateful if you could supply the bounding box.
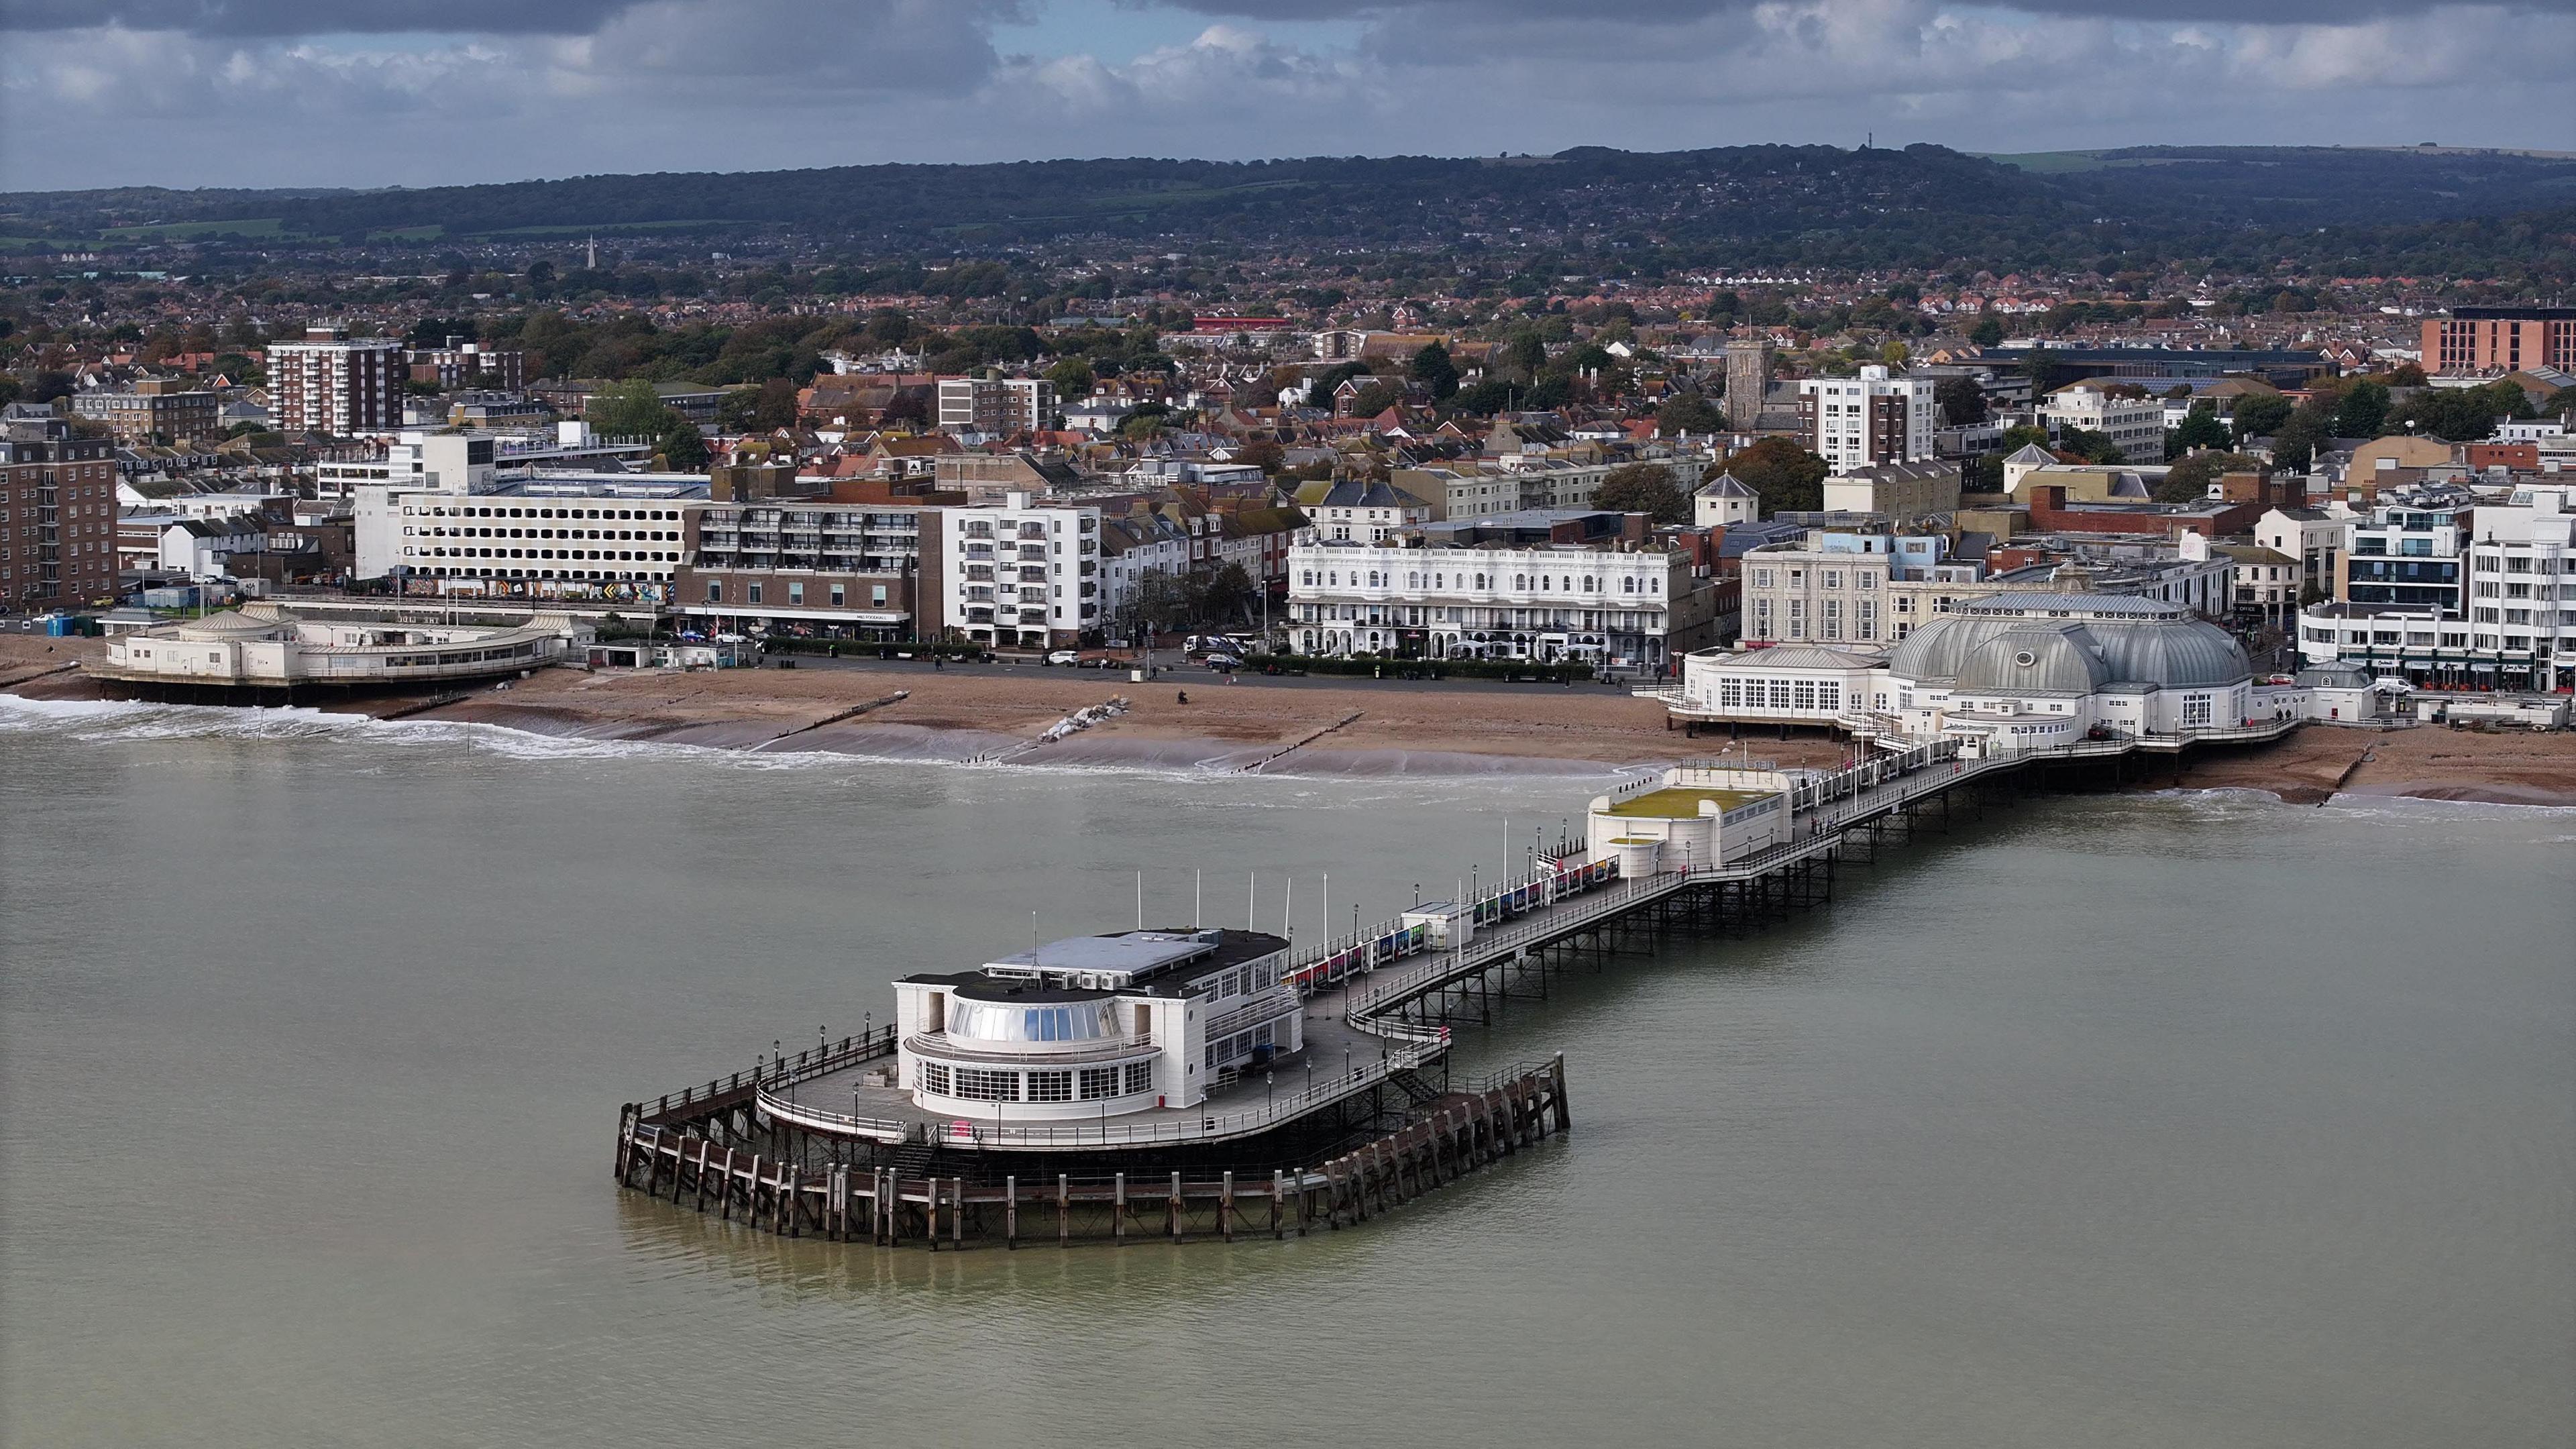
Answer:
[904,1031,1154,1067]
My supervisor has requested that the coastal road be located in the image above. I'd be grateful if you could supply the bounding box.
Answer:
[767,652,1659,698]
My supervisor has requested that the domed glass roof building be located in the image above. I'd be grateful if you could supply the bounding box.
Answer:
[1676,592,2267,753]
[1890,594,2252,693]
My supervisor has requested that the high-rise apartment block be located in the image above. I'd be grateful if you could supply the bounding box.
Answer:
[266,323,404,435]
[1,413,122,608]
[1796,366,1936,470]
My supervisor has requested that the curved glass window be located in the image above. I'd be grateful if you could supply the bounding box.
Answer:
[946,1000,1120,1042]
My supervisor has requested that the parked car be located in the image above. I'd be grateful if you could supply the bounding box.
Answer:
[1204,653,1244,672]
[1044,649,1080,666]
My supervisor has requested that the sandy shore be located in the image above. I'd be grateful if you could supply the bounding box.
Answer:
[8,636,2573,802]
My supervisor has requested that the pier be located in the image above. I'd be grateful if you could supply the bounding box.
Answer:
[614,719,2296,1246]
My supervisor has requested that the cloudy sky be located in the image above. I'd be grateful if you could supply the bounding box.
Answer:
[2,0,2569,192]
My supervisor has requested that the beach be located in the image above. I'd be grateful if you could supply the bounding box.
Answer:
[7,634,2573,800]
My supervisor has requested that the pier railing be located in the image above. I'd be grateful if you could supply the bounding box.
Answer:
[639,1024,900,1126]
[753,1038,1447,1150]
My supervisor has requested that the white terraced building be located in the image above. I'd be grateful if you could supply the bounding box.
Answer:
[1288,528,1699,664]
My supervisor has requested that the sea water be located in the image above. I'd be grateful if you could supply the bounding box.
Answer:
[3,696,2569,1447]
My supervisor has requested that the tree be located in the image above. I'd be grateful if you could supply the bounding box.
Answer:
[1719,438,1827,515]
[1592,464,1690,524]
[1348,380,1405,417]
[1045,356,1094,398]
[1203,561,1257,623]
[1409,341,1459,400]
[1501,329,1547,382]
[525,259,556,299]
[879,390,930,427]
[1307,360,1371,405]
[2331,378,2392,439]
[2542,385,2576,419]
[1449,378,1516,415]
[2486,378,2537,421]
[741,377,799,431]
[588,378,676,439]
[2169,402,2230,456]
[2022,345,2064,396]
[1935,374,1988,427]
[657,421,709,472]
[2273,395,2338,468]
[2387,362,2427,388]
[2057,427,2126,464]
[2392,387,2497,442]
[2158,451,2261,504]
[1113,568,1195,642]
[1656,390,1725,435]
[1968,315,2004,348]
[2229,392,2294,444]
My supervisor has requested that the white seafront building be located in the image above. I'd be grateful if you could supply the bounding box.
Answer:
[1286,510,1703,665]
[1665,591,2281,752]
[894,928,1299,1122]
[95,604,584,692]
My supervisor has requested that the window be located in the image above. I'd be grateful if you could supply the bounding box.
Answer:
[1027,1070,1073,1103]
[706,580,722,603]
[1079,1066,1120,1099]
[788,582,804,605]
[1123,1060,1153,1095]
[953,1067,1020,1102]
[747,582,763,604]
[830,585,845,607]
[916,1061,951,1095]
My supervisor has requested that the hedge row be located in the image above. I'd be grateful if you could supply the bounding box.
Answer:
[1242,653,1596,683]
[756,635,990,661]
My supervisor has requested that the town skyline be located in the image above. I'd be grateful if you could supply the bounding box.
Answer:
[5,0,2573,191]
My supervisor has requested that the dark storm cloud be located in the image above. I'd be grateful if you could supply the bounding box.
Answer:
[0,0,644,34]
[1133,0,2569,21]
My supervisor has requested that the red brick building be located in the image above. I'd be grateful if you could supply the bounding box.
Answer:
[2,414,122,611]
[2422,307,2576,376]
[2026,486,2263,541]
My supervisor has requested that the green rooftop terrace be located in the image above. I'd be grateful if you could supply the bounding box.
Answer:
[1603,786,1778,819]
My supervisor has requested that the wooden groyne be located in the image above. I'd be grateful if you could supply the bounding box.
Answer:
[1244,710,1364,773]
[744,690,908,750]
[616,1055,1569,1246]
[376,690,471,720]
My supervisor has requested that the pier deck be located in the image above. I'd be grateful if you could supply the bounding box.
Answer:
[614,717,2303,1242]
[765,998,1414,1150]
